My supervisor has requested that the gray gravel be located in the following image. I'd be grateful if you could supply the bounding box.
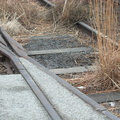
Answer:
[24,35,95,69]
[31,52,95,69]
[0,74,51,120]
[20,58,110,120]
[24,35,84,51]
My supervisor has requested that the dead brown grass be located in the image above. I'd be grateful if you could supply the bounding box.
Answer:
[0,0,45,35]
[45,0,90,25]
[85,0,120,90]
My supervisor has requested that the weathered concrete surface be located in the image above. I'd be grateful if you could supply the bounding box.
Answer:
[20,58,110,120]
[0,74,51,120]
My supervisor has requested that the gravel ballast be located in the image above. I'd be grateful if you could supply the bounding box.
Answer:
[24,35,95,69]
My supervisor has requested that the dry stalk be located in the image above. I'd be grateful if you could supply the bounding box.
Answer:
[87,0,120,90]
[62,0,68,15]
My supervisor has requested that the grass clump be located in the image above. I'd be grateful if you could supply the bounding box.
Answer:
[0,0,44,35]
[87,0,120,90]
[46,0,90,25]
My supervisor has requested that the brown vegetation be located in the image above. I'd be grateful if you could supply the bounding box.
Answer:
[85,0,120,90]
[45,0,90,25]
[0,0,45,35]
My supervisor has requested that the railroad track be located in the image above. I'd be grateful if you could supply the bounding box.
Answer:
[0,0,119,119]
[0,28,120,119]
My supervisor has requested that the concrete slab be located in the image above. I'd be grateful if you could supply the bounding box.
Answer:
[0,74,51,120]
[20,58,110,120]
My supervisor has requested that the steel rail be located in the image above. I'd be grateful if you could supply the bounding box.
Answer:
[0,28,27,57]
[77,22,119,47]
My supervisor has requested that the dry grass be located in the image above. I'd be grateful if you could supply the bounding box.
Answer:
[85,0,120,90]
[0,0,45,35]
[45,0,91,26]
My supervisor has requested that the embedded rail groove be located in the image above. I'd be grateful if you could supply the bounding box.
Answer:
[0,28,120,119]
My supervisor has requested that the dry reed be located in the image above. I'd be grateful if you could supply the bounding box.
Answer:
[87,0,120,90]
[0,0,43,35]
